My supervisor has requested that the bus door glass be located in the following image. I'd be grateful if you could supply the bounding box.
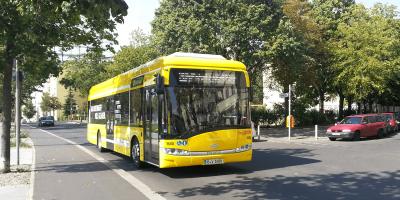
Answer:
[106,97,115,148]
[144,88,160,164]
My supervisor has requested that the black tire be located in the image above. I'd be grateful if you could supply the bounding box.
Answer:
[131,137,143,168]
[377,129,384,139]
[352,131,360,141]
[329,138,336,141]
[97,132,105,152]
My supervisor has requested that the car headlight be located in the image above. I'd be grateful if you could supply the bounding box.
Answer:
[327,129,332,132]
[161,148,190,156]
[236,143,252,153]
[342,129,351,132]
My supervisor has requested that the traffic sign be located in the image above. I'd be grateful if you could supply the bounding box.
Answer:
[279,93,289,98]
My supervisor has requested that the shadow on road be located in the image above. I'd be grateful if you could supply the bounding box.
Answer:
[171,170,400,199]
[135,148,321,179]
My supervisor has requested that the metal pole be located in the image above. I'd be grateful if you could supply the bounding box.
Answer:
[257,125,260,140]
[289,84,291,140]
[70,93,72,121]
[315,125,318,140]
[14,59,20,165]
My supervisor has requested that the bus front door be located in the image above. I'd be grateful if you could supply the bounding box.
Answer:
[144,88,160,165]
[106,97,115,151]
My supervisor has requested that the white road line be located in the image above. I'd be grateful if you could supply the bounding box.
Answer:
[27,137,35,200]
[30,126,165,200]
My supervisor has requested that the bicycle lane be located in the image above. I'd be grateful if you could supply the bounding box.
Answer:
[26,125,151,200]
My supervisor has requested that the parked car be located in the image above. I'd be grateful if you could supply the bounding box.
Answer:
[381,113,399,133]
[38,117,54,127]
[379,114,391,136]
[326,114,386,141]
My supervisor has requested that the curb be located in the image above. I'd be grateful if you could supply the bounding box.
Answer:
[25,126,36,200]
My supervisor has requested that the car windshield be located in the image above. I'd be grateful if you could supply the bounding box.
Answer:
[41,117,52,120]
[385,114,392,120]
[166,69,250,139]
[340,117,362,124]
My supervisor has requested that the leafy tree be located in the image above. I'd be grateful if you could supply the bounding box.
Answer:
[151,0,284,76]
[63,88,77,117]
[22,100,36,119]
[331,3,400,104]
[309,0,355,120]
[259,0,326,116]
[40,92,62,117]
[0,0,128,173]
[60,29,159,97]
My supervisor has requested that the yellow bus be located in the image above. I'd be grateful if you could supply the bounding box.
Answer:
[87,52,253,168]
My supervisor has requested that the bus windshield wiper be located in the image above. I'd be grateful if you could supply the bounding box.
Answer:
[175,125,197,139]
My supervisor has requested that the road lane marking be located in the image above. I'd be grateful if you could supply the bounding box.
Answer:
[28,138,35,200]
[29,125,165,200]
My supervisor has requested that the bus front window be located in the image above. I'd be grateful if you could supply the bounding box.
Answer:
[166,69,250,139]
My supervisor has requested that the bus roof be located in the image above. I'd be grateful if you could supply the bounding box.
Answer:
[89,53,247,100]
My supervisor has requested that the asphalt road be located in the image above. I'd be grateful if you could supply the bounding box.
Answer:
[24,122,400,200]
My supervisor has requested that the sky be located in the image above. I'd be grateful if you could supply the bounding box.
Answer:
[109,0,400,54]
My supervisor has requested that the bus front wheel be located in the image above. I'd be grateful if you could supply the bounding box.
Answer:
[131,138,143,168]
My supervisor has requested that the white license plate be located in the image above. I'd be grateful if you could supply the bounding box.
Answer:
[204,159,224,165]
[332,133,340,135]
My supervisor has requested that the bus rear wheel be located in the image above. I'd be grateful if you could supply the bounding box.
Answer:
[97,132,105,152]
[131,138,143,168]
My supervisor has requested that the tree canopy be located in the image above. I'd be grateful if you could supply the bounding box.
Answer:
[0,0,128,173]
[60,28,159,98]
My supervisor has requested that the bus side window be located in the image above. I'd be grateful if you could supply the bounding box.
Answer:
[115,91,129,126]
[130,88,143,127]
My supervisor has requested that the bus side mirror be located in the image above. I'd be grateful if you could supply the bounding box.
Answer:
[155,73,165,94]
[249,86,254,102]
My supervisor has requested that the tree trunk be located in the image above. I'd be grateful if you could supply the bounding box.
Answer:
[347,96,352,112]
[368,100,373,113]
[1,49,13,173]
[318,88,324,113]
[338,93,344,121]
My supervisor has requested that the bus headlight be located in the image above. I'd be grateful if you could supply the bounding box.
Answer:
[236,143,252,153]
[161,148,190,156]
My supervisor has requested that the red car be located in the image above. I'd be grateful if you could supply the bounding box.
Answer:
[381,113,399,133]
[326,114,387,141]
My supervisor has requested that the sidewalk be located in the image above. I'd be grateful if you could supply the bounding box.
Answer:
[0,135,34,200]
[255,124,334,142]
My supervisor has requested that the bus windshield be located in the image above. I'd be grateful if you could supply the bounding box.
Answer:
[166,68,250,139]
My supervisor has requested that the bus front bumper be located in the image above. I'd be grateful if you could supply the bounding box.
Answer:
[159,149,252,168]
[326,132,354,139]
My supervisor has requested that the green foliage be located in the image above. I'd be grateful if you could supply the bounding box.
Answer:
[151,0,284,75]
[16,167,30,173]
[1,0,128,172]
[307,109,327,125]
[63,88,76,116]
[60,29,159,98]
[20,132,29,138]
[10,141,31,148]
[40,93,62,116]
[22,100,36,119]
[251,106,282,127]
[331,3,400,100]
